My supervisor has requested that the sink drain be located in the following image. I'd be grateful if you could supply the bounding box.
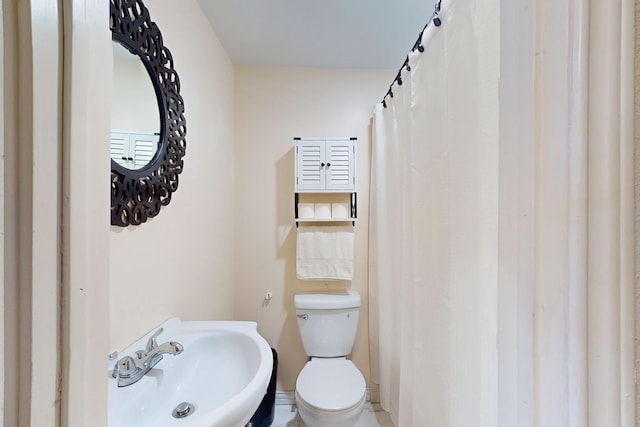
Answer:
[172,402,195,419]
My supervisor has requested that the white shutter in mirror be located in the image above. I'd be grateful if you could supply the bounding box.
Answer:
[131,133,158,169]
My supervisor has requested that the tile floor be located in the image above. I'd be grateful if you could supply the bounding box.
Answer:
[271,402,395,427]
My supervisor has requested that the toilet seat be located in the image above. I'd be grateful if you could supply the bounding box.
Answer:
[296,358,366,412]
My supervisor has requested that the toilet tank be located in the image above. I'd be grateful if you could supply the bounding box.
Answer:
[294,291,361,358]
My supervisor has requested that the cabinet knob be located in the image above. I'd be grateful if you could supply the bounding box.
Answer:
[326,163,331,167]
[321,163,325,167]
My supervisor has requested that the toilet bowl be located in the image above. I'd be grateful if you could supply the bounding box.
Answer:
[293,291,366,427]
[295,358,366,427]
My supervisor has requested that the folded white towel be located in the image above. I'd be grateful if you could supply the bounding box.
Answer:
[296,225,354,281]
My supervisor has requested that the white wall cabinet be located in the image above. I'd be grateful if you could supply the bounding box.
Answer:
[294,137,357,225]
[294,137,356,192]
[110,131,159,169]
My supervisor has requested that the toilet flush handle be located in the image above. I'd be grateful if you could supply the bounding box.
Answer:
[297,314,308,320]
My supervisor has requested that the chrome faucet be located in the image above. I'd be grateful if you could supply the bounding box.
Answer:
[112,327,184,387]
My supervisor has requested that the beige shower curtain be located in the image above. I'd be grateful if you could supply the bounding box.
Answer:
[369,0,499,425]
[370,0,636,425]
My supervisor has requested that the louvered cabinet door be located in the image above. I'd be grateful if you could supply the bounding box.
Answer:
[110,132,132,168]
[325,140,355,191]
[295,139,326,191]
[131,133,159,169]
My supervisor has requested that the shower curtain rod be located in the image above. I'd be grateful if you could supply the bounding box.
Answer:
[382,0,442,108]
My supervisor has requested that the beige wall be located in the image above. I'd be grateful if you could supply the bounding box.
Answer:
[109,0,236,352]
[234,66,392,391]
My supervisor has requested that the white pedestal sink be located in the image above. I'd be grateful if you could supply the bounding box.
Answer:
[108,318,273,427]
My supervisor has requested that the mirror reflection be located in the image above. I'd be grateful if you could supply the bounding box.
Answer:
[111,41,161,170]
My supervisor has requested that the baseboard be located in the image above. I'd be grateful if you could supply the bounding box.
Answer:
[276,389,372,406]
[275,391,296,406]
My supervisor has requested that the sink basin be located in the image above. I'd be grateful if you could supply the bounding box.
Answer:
[108,318,273,427]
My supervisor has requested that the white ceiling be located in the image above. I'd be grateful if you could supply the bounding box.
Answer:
[196,0,438,69]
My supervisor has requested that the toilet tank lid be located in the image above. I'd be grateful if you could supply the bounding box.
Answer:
[295,291,361,310]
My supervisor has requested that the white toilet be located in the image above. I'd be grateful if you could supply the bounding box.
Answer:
[294,291,366,427]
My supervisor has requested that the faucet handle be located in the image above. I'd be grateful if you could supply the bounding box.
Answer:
[113,355,137,379]
[145,327,164,354]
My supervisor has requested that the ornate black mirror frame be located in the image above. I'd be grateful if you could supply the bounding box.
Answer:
[110,0,186,226]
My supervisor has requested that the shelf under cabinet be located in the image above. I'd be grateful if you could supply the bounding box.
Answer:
[295,218,358,223]
[294,192,357,227]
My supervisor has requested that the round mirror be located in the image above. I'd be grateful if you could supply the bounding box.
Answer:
[111,41,161,170]
[110,0,187,227]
